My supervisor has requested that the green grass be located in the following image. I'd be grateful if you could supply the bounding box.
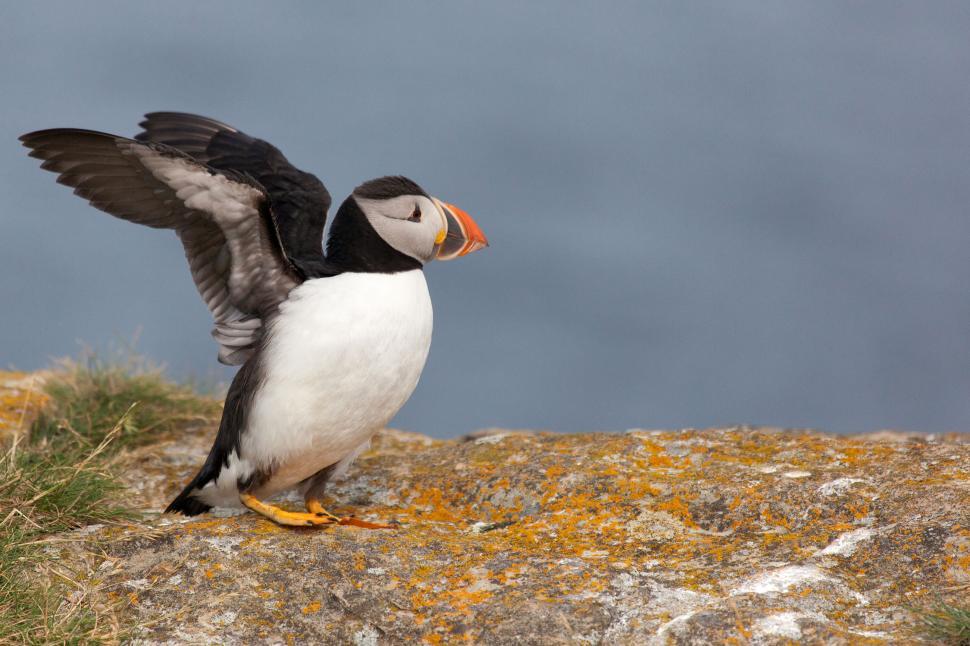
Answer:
[918,600,970,645]
[0,355,221,644]
[0,420,130,643]
[32,355,222,450]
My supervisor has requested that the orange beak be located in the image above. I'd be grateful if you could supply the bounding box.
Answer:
[433,199,489,261]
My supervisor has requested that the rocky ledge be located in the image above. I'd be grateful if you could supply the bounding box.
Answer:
[6,373,969,644]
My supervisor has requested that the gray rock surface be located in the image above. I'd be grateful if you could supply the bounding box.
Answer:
[48,423,969,644]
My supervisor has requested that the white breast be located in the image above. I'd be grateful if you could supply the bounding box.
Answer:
[240,270,432,498]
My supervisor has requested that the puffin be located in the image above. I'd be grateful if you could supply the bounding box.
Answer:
[20,112,487,527]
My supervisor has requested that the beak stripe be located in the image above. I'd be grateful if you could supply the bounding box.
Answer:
[432,198,488,260]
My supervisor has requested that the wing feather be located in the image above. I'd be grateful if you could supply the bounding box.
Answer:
[20,128,299,365]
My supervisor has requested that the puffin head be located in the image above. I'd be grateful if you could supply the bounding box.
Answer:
[327,176,487,271]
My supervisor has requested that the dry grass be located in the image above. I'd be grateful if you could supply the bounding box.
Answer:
[0,356,221,644]
[918,600,970,645]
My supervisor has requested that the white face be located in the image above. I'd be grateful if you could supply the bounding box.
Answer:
[354,194,447,264]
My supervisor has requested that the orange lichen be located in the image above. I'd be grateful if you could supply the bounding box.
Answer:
[656,496,699,529]
[0,371,49,441]
[761,507,792,530]
[301,601,321,615]
[545,465,565,479]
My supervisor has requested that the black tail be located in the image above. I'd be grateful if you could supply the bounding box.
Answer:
[165,474,213,516]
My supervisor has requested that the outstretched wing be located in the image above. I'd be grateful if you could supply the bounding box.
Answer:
[20,128,300,365]
[135,112,332,278]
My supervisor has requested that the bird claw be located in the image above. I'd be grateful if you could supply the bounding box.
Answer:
[305,497,394,529]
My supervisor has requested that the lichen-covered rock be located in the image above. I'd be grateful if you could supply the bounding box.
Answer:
[0,370,48,442]
[7,365,964,644]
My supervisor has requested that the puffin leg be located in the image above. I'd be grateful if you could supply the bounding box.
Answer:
[240,493,337,527]
[304,496,393,530]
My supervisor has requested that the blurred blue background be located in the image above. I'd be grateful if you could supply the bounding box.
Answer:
[2,2,968,437]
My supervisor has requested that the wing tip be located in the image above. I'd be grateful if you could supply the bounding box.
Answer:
[19,128,127,148]
[140,111,238,133]
[19,128,76,147]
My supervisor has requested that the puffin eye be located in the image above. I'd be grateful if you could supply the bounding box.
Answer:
[408,206,422,222]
